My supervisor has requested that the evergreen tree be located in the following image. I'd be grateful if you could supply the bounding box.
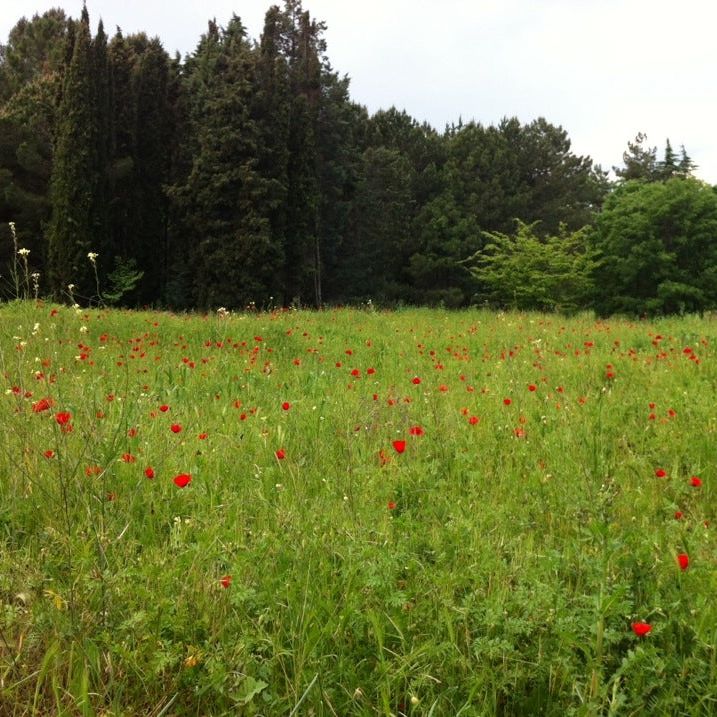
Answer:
[132,38,172,303]
[0,10,71,292]
[615,132,659,181]
[47,7,100,299]
[677,145,697,177]
[658,138,678,179]
[172,16,277,309]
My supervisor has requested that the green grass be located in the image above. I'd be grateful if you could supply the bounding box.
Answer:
[1,301,717,715]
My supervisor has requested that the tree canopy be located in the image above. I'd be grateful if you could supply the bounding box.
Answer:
[0,4,710,315]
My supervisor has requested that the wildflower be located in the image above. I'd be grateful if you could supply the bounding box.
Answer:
[631,622,652,637]
[17,247,30,257]
[677,553,689,571]
[655,468,667,478]
[674,511,683,520]
[159,404,170,412]
[121,453,136,463]
[173,473,192,488]
[387,501,397,510]
[392,440,406,454]
[32,398,53,413]
[220,575,232,589]
[170,423,182,433]
[43,450,55,459]
[409,425,424,436]
[412,376,421,385]
[282,401,291,410]
[690,476,702,487]
[87,252,98,263]
[144,466,155,479]
[54,411,71,425]
[275,449,286,460]
[503,398,512,406]
[468,415,480,425]
[528,384,537,392]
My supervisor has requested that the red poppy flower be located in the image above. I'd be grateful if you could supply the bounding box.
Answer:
[43,449,55,459]
[367,367,376,375]
[121,453,136,463]
[677,553,689,571]
[392,440,406,454]
[144,466,155,479]
[468,415,480,425]
[170,423,182,433]
[387,501,397,510]
[54,411,71,425]
[631,622,652,637]
[159,404,170,412]
[674,511,683,520]
[655,468,666,478]
[350,368,361,378]
[282,402,291,410]
[32,398,54,413]
[412,377,421,385]
[503,398,512,406]
[173,473,191,488]
[528,384,537,392]
[220,575,232,589]
[275,449,286,460]
[691,476,702,487]
[409,426,424,436]
[198,432,208,440]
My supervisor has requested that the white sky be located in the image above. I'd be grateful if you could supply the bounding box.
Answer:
[3,0,717,183]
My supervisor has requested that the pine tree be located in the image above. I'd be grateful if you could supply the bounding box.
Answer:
[615,132,659,181]
[658,138,678,179]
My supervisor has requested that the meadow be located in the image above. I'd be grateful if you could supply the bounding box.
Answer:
[1,301,717,716]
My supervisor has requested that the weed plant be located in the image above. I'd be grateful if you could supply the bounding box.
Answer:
[1,302,716,715]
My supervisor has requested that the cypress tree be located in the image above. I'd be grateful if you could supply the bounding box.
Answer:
[132,38,172,303]
[47,6,99,299]
[173,16,277,309]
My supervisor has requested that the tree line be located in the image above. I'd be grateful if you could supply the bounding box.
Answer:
[1,3,715,315]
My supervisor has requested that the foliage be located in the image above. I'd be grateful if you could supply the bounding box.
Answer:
[465,220,597,312]
[615,133,697,182]
[102,256,145,305]
[592,178,717,316]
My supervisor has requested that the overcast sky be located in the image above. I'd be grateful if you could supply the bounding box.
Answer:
[3,0,716,182]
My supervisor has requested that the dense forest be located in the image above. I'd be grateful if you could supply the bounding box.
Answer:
[1,2,715,314]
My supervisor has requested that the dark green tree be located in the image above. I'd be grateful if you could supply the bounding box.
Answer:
[0,9,70,103]
[172,16,278,309]
[592,178,717,315]
[46,7,100,299]
[614,132,659,181]
[339,146,415,301]
[0,10,71,292]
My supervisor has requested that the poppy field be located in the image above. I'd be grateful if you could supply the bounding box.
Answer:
[2,301,717,716]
